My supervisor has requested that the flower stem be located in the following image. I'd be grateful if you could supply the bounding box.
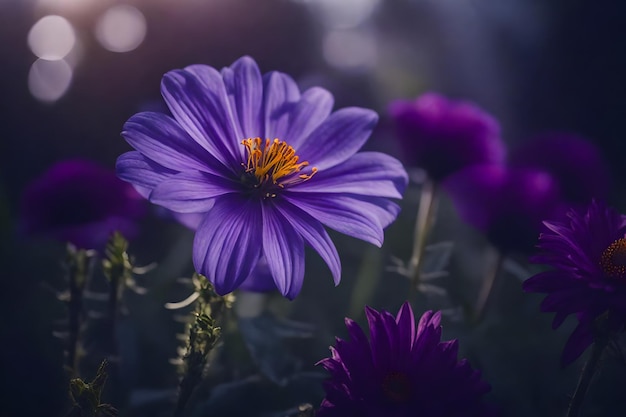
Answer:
[65,246,95,377]
[473,250,503,323]
[566,338,608,417]
[409,179,439,299]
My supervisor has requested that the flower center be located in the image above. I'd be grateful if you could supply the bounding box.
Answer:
[381,371,412,403]
[600,238,626,280]
[241,137,317,195]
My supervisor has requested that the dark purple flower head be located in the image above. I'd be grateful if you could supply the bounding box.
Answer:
[117,56,407,299]
[20,159,145,250]
[388,93,505,181]
[523,200,626,366]
[317,303,496,417]
[511,132,611,204]
[444,165,562,254]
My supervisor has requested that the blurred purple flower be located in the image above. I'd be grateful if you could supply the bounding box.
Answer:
[388,93,505,181]
[444,166,562,253]
[317,303,496,417]
[117,56,407,299]
[523,200,626,366]
[511,132,611,204]
[20,159,145,250]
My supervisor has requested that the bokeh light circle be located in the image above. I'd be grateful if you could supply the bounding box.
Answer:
[28,59,73,102]
[94,5,147,53]
[28,15,76,60]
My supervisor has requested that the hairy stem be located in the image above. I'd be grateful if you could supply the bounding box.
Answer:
[66,247,93,376]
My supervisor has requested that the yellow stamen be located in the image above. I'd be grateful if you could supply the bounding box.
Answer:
[600,238,626,279]
[241,138,317,188]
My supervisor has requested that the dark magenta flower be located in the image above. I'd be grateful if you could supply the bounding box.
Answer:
[117,56,407,299]
[317,302,496,417]
[444,165,562,253]
[523,200,626,366]
[388,93,505,181]
[20,159,145,250]
[511,132,611,204]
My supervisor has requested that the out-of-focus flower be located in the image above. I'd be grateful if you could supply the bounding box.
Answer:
[444,166,561,254]
[388,92,505,181]
[117,56,407,299]
[511,132,611,204]
[317,302,496,417]
[19,159,145,250]
[523,200,626,366]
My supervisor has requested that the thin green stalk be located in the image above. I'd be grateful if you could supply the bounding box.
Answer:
[409,179,439,299]
[473,250,503,323]
[566,337,608,417]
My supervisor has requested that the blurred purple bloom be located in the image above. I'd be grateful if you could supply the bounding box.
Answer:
[523,201,626,366]
[388,93,505,181]
[444,166,562,253]
[317,303,496,417]
[117,56,407,299]
[511,133,611,204]
[20,159,145,250]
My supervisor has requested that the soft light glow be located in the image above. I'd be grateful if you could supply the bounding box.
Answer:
[28,59,73,102]
[323,30,377,70]
[313,0,380,29]
[35,0,99,14]
[95,5,147,53]
[28,15,76,60]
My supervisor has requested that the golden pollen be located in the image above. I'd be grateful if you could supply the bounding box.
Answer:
[241,137,317,188]
[600,238,626,280]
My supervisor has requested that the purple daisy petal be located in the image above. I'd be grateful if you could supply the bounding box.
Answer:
[284,193,400,247]
[116,151,177,198]
[285,87,335,149]
[261,204,305,299]
[220,56,263,138]
[273,201,341,285]
[263,71,300,139]
[288,152,408,199]
[192,195,262,295]
[297,107,378,171]
[561,319,595,367]
[122,112,227,175]
[161,68,242,170]
[317,304,496,417]
[149,171,238,213]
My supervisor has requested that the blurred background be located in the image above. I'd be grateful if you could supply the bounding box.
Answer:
[2,0,626,416]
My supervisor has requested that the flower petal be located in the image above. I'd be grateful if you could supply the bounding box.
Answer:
[284,193,400,247]
[192,196,262,295]
[296,107,378,171]
[122,112,226,175]
[150,171,238,213]
[116,151,177,198]
[286,87,334,148]
[263,71,300,140]
[161,68,242,170]
[289,152,408,199]
[221,56,263,138]
[273,199,341,285]
[561,320,594,367]
[261,204,305,299]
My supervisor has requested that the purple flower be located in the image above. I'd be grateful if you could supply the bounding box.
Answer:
[19,159,145,250]
[388,93,505,181]
[523,200,626,366]
[317,303,496,417]
[511,132,611,204]
[116,56,407,299]
[444,165,562,253]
